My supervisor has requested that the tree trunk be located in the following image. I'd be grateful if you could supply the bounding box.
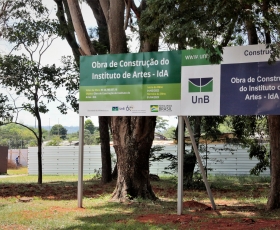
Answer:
[111,116,157,201]
[99,116,112,183]
[244,4,258,45]
[262,0,271,44]
[100,0,158,201]
[35,96,43,184]
[37,127,42,184]
[267,115,280,209]
[100,0,127,54]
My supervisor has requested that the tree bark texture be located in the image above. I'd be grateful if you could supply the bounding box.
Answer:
[243,4,258,45]
[267,115,280,210]
[67,0,96,55]
[99,116,112,183]
[100,0,127,54]
[111,116,157,201]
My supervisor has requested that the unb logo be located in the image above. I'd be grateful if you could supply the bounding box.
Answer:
[112,106,118,111]
[189,78,213,92]
[150,105,159,112]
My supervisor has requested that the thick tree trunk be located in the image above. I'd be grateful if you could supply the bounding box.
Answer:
[267,116,280,209]
[100,0,127,54]
[111,116,157,201]
[100,0,158,200]
[99,116,112,183]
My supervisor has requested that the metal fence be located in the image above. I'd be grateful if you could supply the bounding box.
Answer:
[28,144,270,176]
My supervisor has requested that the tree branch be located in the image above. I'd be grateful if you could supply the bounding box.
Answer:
[54,0,81,64]
[67,0,96,55]
[124,0,131,30]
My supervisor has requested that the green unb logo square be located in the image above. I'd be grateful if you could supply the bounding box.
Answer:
[188,78,213,93]
[150,105,159,112]
[112,106,118,111]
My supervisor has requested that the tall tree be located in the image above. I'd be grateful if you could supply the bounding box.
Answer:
[0,10,75,183]
[101,0,158,201]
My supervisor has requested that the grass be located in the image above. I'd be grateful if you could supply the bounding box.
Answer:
[1,171,280,229]
[7,167,28,175]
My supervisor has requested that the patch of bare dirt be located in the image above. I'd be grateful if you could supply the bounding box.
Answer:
[0,181,115,200]
[136,200,280,230]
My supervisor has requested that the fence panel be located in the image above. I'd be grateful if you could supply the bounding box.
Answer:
[28,144,270,176]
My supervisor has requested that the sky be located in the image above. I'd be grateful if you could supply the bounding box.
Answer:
[0,1,178,129]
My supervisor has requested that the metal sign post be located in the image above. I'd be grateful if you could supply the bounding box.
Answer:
[78,116,84,208]
[177,116,184,215]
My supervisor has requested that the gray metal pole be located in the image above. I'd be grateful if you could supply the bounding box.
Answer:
[183,116,216,210]
[78,116,84,208]
[177,116,184,215]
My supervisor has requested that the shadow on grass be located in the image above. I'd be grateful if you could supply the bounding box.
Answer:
[58,200,280,230]
[61,200,179,230]
[60,214,176,230]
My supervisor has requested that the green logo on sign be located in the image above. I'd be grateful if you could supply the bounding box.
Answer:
[150,105,159,112]
[112,107,119,111]
[188,78,213,93]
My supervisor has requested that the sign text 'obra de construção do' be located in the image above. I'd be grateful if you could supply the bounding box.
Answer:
[79,44,280,116]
